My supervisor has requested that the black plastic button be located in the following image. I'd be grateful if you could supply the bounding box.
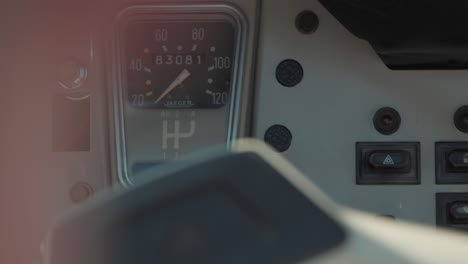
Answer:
[450,203,468,222]
[436,143,468,184]
[436,193,468,230]
[356,142,420,185]
[448,151,468,169]
[368,151,410,170]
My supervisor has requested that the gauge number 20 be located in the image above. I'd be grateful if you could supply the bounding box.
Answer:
[131,94,145,106]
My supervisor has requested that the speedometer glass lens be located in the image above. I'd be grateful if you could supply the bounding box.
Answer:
[116,9,245,185]
[125,21,235,109]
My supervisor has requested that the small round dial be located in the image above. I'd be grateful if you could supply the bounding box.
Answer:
[124,21,235,109]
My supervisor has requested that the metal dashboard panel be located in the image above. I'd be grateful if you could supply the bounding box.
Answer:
[253,0,468,225]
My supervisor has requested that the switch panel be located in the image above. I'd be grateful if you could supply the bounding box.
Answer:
[436,193,468,231]
[356,142,420,185]
[436,142,468,184]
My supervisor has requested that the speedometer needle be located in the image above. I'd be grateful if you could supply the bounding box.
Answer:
[154,69,192,105]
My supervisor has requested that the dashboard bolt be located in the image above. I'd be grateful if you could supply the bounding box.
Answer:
[70,182,93,203]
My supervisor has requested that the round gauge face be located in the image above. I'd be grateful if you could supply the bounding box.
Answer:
[124,21,236,109]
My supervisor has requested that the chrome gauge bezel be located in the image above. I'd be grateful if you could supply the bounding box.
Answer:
[111,4,248,187]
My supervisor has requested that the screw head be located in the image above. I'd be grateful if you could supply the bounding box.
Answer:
[70,182,93,203]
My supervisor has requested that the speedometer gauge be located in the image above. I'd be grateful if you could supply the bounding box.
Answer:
[113,5,250,186]
[125,21,235,109]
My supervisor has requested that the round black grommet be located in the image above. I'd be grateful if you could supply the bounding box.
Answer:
[264,125,292,152]
[373,107,401,135]
[454,106,468,133]
[276,59,304,87]
[295,10,319,34]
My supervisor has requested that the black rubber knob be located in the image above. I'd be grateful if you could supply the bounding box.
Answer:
[296,10,319,34]
[454,106,468,133]
[373,107,401,135]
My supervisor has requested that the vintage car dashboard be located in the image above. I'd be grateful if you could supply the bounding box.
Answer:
[3,0,468,262]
